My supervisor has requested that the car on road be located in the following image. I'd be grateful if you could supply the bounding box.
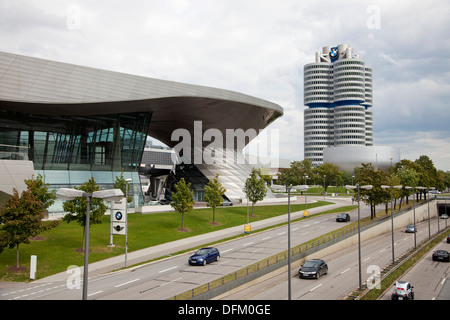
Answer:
[336,213,350,222]
[447,235,450,243]
[440,214,449,219]
[188,247,220,266]
[405,224,417,233]
[432,249,450,262]
[299,259,328,279]
[391,281,414,300]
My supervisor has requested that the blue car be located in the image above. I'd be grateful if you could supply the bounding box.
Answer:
[188,247,220,266]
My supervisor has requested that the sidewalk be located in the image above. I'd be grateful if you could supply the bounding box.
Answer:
[35,198,348,283]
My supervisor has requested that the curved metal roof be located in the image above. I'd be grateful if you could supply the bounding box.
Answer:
[0,51,283,148]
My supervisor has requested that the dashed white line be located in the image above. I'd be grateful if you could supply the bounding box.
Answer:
[160,277,183,287]
[310,284,322,292]
[363,257,371,262]
[115,278,140,287]
[278,232,286,235]
[243,242,254,247]
[341,268,351,274]
[221,248,233,254]
[159,266,178,273]
[88,290,103,296]
[262,237,271,241]
[379,248,386,253]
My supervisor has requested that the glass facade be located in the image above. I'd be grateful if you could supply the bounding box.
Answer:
[0,110,152,211]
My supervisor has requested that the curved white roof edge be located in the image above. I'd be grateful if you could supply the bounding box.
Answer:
[0,51,282,115]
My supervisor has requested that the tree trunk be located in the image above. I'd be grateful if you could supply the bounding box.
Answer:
[16,244,20,268]
[181,212,185,230]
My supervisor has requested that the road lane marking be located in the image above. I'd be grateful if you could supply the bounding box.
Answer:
[243,242,254,247]
[379,248,386,253]
[115,278,140,287]
[262,237,271,240]
[160,277,183,287]
[88,291,103,296]
[159,266,178,273]
[278,232,286,235]
[310,284,322,292]
[221,248,233,254]
[363,257,371,262]
[341,268,351,274]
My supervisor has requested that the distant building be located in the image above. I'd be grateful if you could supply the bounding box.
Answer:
[304,44,399,172]
[323,146,400,172]
[304,44,373,167]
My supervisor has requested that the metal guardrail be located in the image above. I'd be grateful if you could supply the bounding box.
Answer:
[168,200,427,300]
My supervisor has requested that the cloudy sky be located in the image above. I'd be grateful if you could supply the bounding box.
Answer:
[1,0,449,170]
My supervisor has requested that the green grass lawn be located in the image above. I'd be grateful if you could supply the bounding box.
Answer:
[0,201,333,282]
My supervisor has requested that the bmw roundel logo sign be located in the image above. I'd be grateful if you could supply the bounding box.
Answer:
[330,47,338,60]
[115,211,123,221]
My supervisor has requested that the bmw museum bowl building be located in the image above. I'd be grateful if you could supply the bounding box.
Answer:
[0,51,283,212]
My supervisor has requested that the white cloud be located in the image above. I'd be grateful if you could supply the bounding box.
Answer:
[1,0,450,170]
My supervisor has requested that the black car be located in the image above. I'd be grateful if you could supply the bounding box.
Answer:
[188,247,220,266]
[299,259,328,279]
[432,250,450,262]
[336,213,350,222]
[447,235,450,244]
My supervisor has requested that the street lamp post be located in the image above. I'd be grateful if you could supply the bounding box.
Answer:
[345,184,372,290]
[381,185,403,264]
[125,179,132,268]
[427,187,435,239]
[404,186,424,249]
[56,188,124,300]
[272,184,308,300]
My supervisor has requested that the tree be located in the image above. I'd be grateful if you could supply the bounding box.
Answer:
[24,173,56,211]
[62,177,108,251]
[203,174,226,225]
[354,163,388,219]
[277,159,313,187]
[114,170,133,203]
[395,165,419,209]
[415,155,441,199]
[313,162,343,193]
[0,188,59,268]
[243,168,267,217]
[170,178,195,231]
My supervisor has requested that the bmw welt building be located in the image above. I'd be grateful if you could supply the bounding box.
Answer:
[0,51,283,211]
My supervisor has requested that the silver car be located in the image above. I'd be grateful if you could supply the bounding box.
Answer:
[391,281,414,300]
[405,224,417,233]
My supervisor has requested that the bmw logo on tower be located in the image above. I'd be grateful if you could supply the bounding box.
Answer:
[329,47,338,61]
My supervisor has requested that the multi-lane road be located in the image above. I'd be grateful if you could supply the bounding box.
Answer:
[1,197,448,300]
[219,216,447,300]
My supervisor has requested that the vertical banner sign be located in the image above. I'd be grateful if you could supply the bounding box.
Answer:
[112,199,126,235]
